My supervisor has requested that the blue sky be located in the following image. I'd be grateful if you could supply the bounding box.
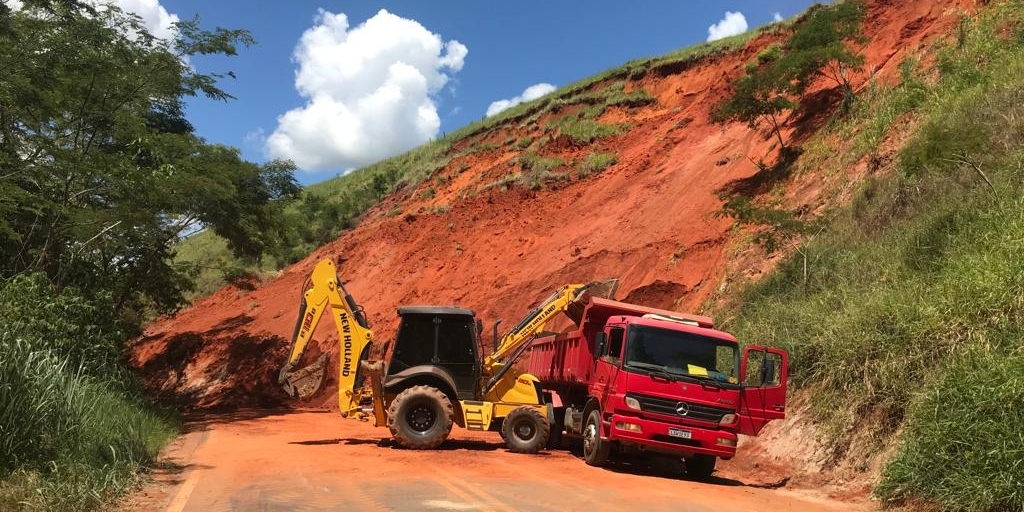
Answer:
[151,0,821,185]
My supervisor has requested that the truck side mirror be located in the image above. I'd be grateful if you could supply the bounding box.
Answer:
[595,332,607,357]
[761,356,777,386]
[761,354,782,385]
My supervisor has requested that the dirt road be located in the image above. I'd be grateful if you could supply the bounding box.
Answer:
[123,410,869,512]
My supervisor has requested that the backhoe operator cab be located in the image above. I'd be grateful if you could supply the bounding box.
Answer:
[386,307,481,401]
[377,307,494,449]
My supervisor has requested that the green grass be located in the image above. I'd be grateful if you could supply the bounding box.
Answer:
[877,348,1024,511]
[518,153,564,174]
[456,142,498,157]
[717,3,1024,510]
[558,119,623,145]
[577,151,619,177]
[0,275,179,511]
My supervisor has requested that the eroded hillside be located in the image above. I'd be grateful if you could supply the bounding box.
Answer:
[127,0,976,414]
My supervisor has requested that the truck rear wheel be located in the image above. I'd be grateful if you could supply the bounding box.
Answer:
[582,409,610,466]
[387,385,454,449]
[685,454,717,480]
[501,407,550,454]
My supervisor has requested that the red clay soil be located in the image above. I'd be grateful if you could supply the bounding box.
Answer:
[127,0,976,419]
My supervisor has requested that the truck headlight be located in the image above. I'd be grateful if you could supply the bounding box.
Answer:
[615,421,643,432]
[720,413,736,425]
[625,396,641,411]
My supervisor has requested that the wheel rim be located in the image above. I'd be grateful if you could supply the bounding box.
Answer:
[583,421,597,456]
[514,420,536,441]
[407,404,437,432]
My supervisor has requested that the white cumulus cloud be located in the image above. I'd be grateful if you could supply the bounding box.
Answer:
[773,12,785,22]
[9,0,179,40]
[106,0,179,41]
[707,11,749,42]
[267,9,468,172]
[486,83,556,117]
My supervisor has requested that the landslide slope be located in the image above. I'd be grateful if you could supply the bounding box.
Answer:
[127,0,974,411]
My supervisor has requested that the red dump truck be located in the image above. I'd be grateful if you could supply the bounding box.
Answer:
[527,296,788,479]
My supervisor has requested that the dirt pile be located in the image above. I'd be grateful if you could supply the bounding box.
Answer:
[127,0,977,415]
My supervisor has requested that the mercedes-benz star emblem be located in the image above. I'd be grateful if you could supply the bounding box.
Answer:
[675,402,689,416]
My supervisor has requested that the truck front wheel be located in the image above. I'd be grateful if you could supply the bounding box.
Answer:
[582,409,610,466]
[387,385,454,449]
[685,454,717,480]
[501,407,550,454]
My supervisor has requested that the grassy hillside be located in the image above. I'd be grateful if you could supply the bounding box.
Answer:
[719,3,1024,510]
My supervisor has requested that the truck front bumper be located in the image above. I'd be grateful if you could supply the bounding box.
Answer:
[607,413,738,458]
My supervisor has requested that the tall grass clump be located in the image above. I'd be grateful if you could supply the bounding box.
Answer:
[877,348,1024,512]
[577,152,619,177]
[556,119,622,145]
[0,275,178,511]
[720,2,1024,509]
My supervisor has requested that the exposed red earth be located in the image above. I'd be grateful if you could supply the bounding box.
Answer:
[125,1,978,508]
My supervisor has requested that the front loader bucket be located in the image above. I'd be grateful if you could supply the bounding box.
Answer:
[565,279,619,325]
[279,354,328,400]
[586,279,619,300]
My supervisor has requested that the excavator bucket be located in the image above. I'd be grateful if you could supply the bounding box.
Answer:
[279,353,328,400]
[565,279,619,326]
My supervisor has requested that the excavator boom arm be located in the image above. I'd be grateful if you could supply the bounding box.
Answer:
[278,259,376,417]
[486,279,618,369]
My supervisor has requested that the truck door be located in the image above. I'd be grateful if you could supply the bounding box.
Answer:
[591,326,624,405]
[738,346,788,436]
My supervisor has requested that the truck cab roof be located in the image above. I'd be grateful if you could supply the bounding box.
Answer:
[583,297,714,328]
[396,306,476,317]
[620,314,738,343]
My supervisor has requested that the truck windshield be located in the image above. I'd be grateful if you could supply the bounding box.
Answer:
[624,326,738,384]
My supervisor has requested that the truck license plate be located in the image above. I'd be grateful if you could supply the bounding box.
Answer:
[668,428,692,439]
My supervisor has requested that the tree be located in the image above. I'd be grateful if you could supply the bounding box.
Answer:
[780,1,868,110]
[711,1,868,150]
[711,54,796,151]
[0,4,294,315]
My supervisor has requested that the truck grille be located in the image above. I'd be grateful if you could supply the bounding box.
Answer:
[629,393,732,423]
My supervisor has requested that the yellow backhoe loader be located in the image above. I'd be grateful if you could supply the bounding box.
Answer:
[278,258,616,452]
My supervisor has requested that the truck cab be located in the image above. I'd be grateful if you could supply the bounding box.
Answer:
[528,297,788,479]
[594,314,786,455]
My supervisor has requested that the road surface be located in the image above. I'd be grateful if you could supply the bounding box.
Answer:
[123,410,868,512]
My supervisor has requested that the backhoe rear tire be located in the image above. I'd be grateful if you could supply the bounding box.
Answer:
[501,407,550,454]
[387,385,454,449]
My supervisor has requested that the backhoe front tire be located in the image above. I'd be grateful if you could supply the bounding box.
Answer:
[387,385,454,449]
[501,407,550,454]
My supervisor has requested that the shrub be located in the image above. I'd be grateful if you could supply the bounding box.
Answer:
[0,275,178,510]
